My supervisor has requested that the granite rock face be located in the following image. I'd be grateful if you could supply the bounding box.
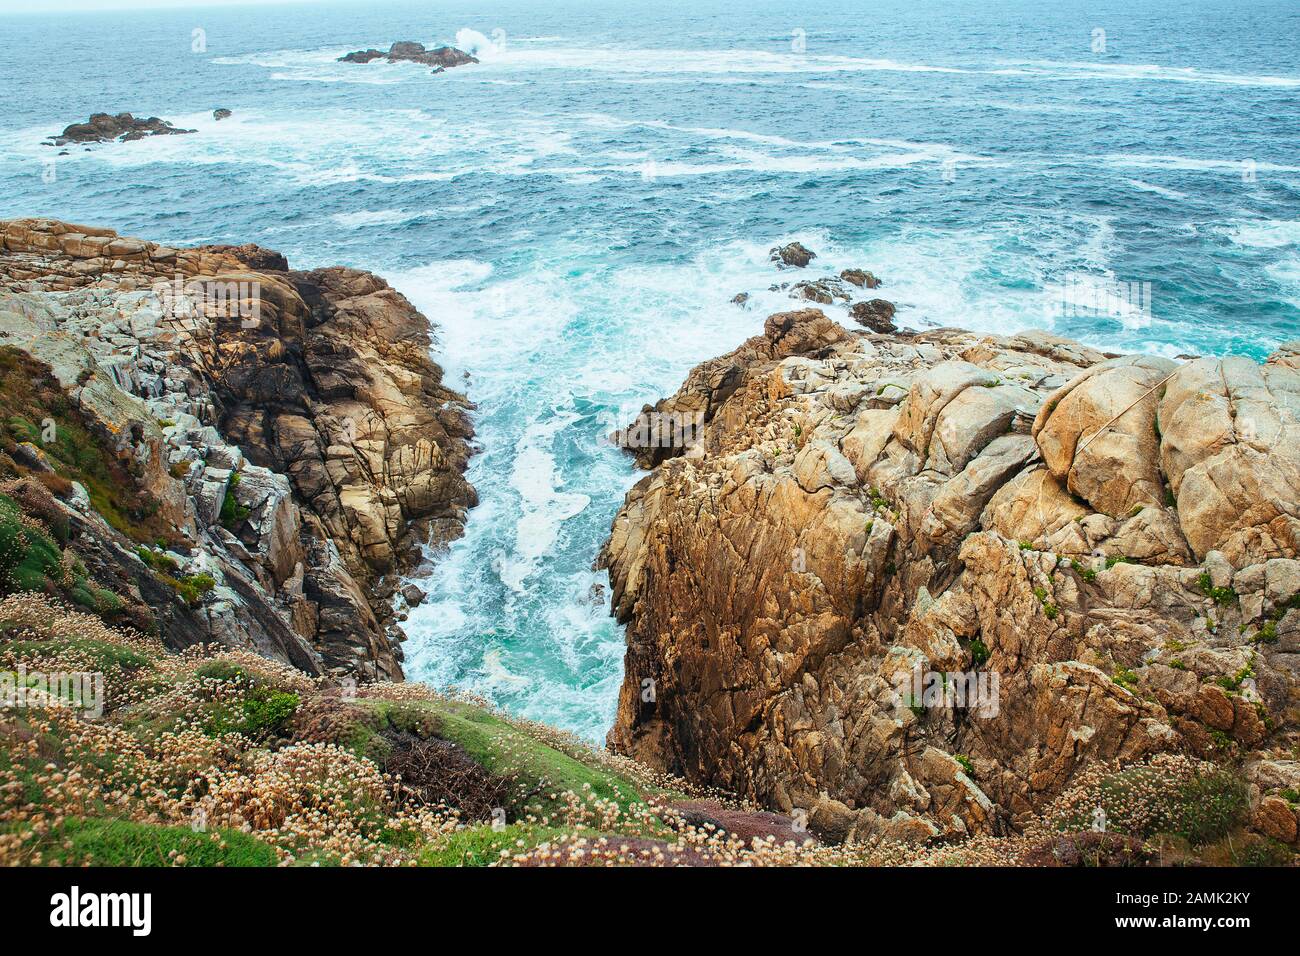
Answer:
[601,308,1300,843]
[0,218,477,680]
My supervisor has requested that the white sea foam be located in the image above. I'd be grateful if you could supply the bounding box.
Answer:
[1102,154,1300,174]
[454,28,507,59]
[1219,220,1300,248]
[330,209,421,228]
[995,59,1300,88]
[1124,179,1190,200]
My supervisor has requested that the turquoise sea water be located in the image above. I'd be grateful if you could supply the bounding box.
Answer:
[1,0,1298,740]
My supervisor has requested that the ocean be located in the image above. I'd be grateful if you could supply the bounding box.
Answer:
[1,0,1297,740]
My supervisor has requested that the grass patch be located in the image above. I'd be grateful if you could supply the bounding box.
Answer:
[418,823,567,867]
[6,816,277,866]
[372,697,647,817]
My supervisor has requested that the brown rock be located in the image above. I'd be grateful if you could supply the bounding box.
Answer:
[1254,796,1298,844]
[51,112,196,146]
[850,298,897,333]
[840,269,881,289]
[600,313,1298,841]
[769,241,816,268]
[0,218,477,682]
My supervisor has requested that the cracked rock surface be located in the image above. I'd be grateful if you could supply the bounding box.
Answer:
[0,218,477,680]
[601,308,1300,843]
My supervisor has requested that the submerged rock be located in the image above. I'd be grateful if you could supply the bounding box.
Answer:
[213,108,232,121]
[791,277,851,305]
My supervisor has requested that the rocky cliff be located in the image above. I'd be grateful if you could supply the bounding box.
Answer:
[601,309,1300,846]
[0,218,476,681]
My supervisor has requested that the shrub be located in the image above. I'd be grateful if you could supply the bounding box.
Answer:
[161,572,216,607]
[1048,756,1248,847]
[219,473,250,529]
[137,547,180,575]
[1196,571,1238,607]
[385,736,510,821]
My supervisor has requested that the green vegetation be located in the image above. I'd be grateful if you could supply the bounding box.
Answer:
[137,546,180,575]
[1112,668,1139,690]
[1173,772,1251,845]
[1253,620,1279,645]
[954,755,975,777]
[4,634,152,677]
[392,696,647,817]
[1032,586,1059,619]
[219,472,250,529]
[5,817,278,867]
[0,493,124,615]
[1058,763,1248,847]
[0,347,168,544]
[1215,660,1254,695]
[136,547,215,606]
[418,824,567,867]
[1070,558,1098,583]
[205,690,300,740]
[160,572,216,607]
[1196,571,1238,607]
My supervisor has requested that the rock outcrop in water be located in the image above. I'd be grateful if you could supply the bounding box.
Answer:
[0,218,477,681]
[850,298,897,333]
[339,42,478,70]
[48,113,196,146]
[770,241,816,268]
[601,307,1300,845]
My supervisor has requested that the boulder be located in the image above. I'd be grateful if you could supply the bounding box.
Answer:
[1032,355,1178,519]
[769,242,816,268]
[841,269,881,289]
[850,298,897,332]
[791,278,850,305]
